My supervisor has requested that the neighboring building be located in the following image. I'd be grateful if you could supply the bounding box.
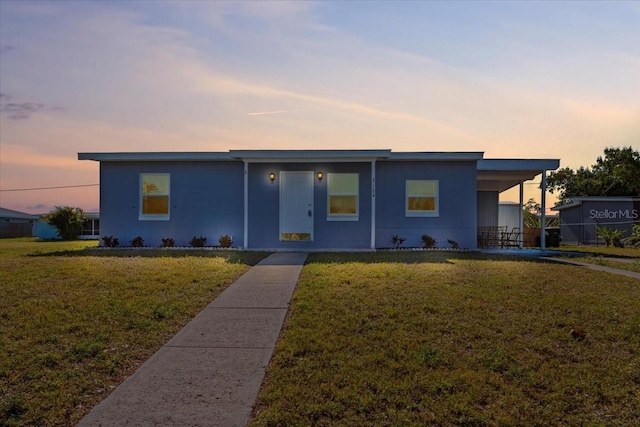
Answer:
[35,212,100,240]
[553,197,640,245]
[79,212,100,240]
[0,207,37,238]
[79,150,559,249]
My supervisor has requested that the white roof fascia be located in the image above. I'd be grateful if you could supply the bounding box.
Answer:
[230,150,392,162]
[78,152,234,162]
[387,152,484,161]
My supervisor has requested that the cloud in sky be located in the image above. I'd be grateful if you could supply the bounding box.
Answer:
[0,93,64,120]
[0,0,638,212]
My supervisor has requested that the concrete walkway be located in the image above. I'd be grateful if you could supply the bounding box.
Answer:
[541,257,640,280]
[79,252,308,427]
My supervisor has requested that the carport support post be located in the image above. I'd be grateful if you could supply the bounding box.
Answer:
[540,169,547,250]
[243,161,249,249]
[519,180,524,248]
[371,161,376,249]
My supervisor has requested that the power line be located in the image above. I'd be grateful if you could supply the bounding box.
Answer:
[0,184,99,192]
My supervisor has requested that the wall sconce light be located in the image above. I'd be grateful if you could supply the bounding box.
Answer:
[269,172,276,183]
[317,171,323,182]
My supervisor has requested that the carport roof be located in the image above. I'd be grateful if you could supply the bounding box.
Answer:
[477,159,560,193]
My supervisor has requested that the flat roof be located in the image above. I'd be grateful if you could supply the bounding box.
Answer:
[78,151,560,194]
[229,149,392,163]
[387,152,483,161]
[477,159,560,192]
[78,149,484,163]
[552,196,640,211]
[78,152,234,162]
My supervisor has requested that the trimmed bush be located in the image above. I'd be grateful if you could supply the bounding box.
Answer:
[101,236,119,248]
[391,235,406,249]
[161,238,175,248]
[189,236,207,248]
[219,235,233,248]
[421,234,437,249]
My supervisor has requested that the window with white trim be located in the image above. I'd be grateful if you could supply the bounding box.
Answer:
[327,173,359,221]
[406,180,439,217]
[140,173,170,220]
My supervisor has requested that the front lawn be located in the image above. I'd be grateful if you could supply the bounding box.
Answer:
[560,256,640,274]
[250,252,640,426]
[0,238,268,426]
[554,244,640,258]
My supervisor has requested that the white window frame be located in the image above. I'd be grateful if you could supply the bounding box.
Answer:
[139,173,170,221]
[406,180,439,217]
[327,173,359,221]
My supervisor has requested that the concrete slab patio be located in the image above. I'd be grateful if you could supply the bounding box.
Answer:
[78,252,308,427]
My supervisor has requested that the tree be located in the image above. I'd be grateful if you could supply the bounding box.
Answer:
[523,198,559,227]
[547,147,640,205]
[46,206,86,240]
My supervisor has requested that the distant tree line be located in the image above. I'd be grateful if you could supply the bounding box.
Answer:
[547,146,640,205]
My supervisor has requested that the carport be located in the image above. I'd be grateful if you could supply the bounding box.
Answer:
[476,159,560,249]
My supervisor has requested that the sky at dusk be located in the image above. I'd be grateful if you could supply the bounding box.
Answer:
[1,1,638,214]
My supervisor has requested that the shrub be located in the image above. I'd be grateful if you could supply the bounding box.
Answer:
[189,236,207,248]
[218,235,233,248]
[596,225,625,247]
[130,236,144,247]
[421,234,437,249]
[621,224,640,248]
[45,206,86,240]
[161,238,175,248]
[391,235,406,249]
[447,239,459,249]
[101,236,119,248]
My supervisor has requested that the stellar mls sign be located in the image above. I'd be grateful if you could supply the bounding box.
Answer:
[589,209,639,220]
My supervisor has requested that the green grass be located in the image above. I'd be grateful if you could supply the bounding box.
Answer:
[554,244,640,258]
[552,244,640,273]
[562,256,640,274]
[0,238,268,426]
[250,252,640,426]
[0,237,99,258]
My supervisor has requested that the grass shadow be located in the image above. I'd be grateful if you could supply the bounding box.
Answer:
[305,250,557,265]
[31,248,271,266]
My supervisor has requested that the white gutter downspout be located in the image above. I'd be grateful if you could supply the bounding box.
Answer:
[371,161,376,249]
[243,161,249,249]
[519,180,524,248]
[540,169,547,250]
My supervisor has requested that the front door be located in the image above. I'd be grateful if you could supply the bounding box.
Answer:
[280,171,314,241]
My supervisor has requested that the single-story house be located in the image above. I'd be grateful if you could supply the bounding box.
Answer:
[78,150,559,250]
[35,211,100,240]
[0,207,38,238]
[552,197,640,245]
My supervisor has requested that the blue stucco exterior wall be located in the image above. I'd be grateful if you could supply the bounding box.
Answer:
[97,159,480,249]
[247,162,372,249]
[375,161,478,249]
[100,161,244,247]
